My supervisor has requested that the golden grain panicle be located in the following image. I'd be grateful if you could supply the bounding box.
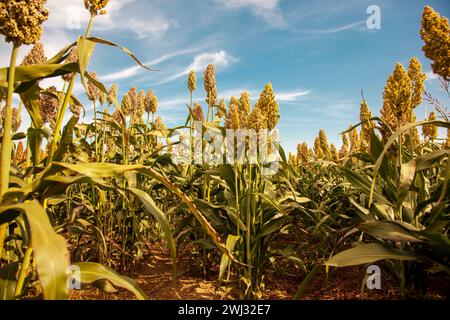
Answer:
[239,91,251,127]
[420,6,450,80]
[86,72,101,102]
[216,98,226,118]
[21,42,47,66]
[84,0,109,16]
[192,102,205,122]
[144,89,158,114]
[2,106,22,132]
[62,47,79,81]
[40,86,58,124]
[0,0,49,45]
[107,84,118,105]
[188,70,196,92]
[203,64,217,107]
[407,57,426,110]
[254,83,279,130]
[225,103,240,130]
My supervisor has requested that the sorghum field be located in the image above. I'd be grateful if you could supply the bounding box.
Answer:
[0,0,449,302]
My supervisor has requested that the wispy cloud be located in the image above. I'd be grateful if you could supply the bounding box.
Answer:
[425,70,439,81]
[153,50,237,86]
[45,0,176,38]
[218,0,286,27]
[218,88,311,102]
[100,48,200,82]
[299,20,366,34]
[277,90,311,101]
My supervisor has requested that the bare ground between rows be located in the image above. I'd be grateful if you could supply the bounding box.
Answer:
[69,242,450,300]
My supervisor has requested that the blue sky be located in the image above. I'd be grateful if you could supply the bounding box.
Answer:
[2,0,449,153]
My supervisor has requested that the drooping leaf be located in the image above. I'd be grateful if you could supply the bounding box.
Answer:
[0,201,69,299]
[73,262,148,300]
[325,243,420,267]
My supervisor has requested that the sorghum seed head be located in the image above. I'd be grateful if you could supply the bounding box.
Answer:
[10,107,21,132]
[14,140,24,164]
[127,87,138,113]
[133,89,145,122]
[69,101,82,118]
[99,91,106,106]
[188,70,196,92]
[423,111,438,140]
[359,100,374,150]
[153,116,163,130]
[144,89,157,114]
[314,136,324,159]
[254,83,279,130]
[296,142,308,163]
[84,0,109,17]
[319,129,331,158]
[407,57,426,110]
[107,84,118,105]
[239,91,251,127]
[62,47,78,81]
[349,126,359,152]
[420,6,450,80]
[216,98,226,118]
[192,102,204,122]
[21,42,47,66]
[225,103,240,129]
[203,64,217,106]
[383,63,412,125]
[121,94,131,116]
[86,72,101,102]
[40,86,58,124]
[330,143,339,162]
[247,107,265,132]
[0,0,49,45]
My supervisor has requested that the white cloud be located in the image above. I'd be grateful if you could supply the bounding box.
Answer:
[218,0,285,27]
[300,21,366,34]
[100,48,200,82]
[277,90,311,101]
[155,50,237,85]
[218,88,311,102]
[425,71,439,81]
[44,0,176,39]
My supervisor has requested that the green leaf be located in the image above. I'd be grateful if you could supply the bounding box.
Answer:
[76,36,96,91]
[397,161,416,209]
[86,37,154,72]
[0,63,79,87]
[0,263,19,300]
[325,243,420,267]
[256,216,289,239]
[341,166,391,205]
[358,221,423,243]
[53,116,79,162]
[127,188,177,277]
[53,162,143,178]
[19,82,43,129]
[0,201,69,299]
[73,262,148,300]
[219,235,240,280]
[414,150,449,171]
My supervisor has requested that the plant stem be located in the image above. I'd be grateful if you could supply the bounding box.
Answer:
[245,163,252,297]
[94,100,98,162]
[0,43,19,201]
[48,15,95,164]
[14,247,33,298]
[0,44,20,255]
[47,78,75,163]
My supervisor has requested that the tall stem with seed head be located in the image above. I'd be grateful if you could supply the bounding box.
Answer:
[48,15,95,163]
[0,44,20,256]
